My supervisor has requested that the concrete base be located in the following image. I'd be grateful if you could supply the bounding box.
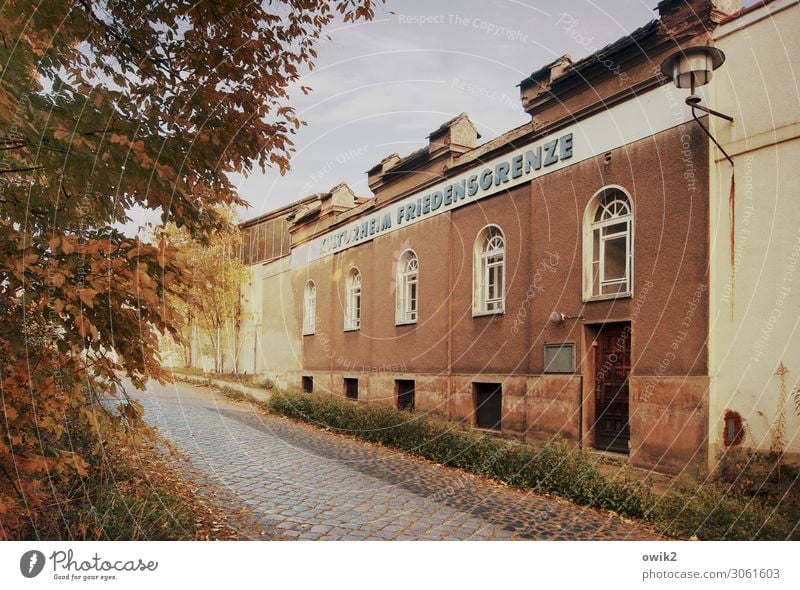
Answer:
[293,370,709,474]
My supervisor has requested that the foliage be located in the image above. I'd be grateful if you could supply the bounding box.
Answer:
[0,0,379,539]
[161,215,250,372]
[651,477,794,541]
[170,366,275,390]
[267,391,653,520]
[27,427,250,540]
[266,391,800,540]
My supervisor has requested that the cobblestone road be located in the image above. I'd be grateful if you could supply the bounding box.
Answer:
[131,380,660,540]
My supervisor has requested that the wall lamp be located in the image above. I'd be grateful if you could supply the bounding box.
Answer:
[660,46,734,166]
[549,311,584,325]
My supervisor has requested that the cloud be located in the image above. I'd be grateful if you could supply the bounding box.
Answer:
[234,0,656,217]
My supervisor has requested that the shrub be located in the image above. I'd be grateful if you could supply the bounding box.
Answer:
[267,392,652,521]
[170,369,275,391]
[265,391,799,539]
[651,478,794,540]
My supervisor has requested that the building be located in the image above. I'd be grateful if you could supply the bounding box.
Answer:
[707,0,800,464]
[231,0,799,474]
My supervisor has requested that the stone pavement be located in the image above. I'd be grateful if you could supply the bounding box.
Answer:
[129,379,661,540]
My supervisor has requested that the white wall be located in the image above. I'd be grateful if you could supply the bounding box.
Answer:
[238,255,301,389]
[709,0,800,464]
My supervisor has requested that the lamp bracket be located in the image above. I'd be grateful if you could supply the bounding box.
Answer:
[687,101,735,167]
[686,96,734,123]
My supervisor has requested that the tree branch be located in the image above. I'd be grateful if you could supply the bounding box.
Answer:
[0,166,42,174]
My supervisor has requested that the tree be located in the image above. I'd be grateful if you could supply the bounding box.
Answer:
[0,0,379,539]
[162,213,250,373]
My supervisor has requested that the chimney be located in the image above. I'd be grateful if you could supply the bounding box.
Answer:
[367,153,401,192]
[320,182,356,215]
[518,55,572,120]
[427,113,480,157]
[657,0,741,34]
[367,114,480,195]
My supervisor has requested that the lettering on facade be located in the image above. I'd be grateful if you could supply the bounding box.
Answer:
[318,133,573,256]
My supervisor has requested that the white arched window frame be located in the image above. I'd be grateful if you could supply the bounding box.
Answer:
[583,186,633,300]
[396,249,419,325]
[473,225,506,315]
[344,267,362,331]
[303,280,316,335]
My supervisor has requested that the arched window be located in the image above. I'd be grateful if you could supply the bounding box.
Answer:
[584,187,633,299]
[344,267,362,331]
[303,280,316,335]
[396,249,418,325]
[473,225,505,315]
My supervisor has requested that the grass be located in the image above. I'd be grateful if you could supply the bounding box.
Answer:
[169,366,275,390]
[29,434,249,540]
[255,390,798,540]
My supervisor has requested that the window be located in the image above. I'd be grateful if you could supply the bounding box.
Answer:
[724,411,744,446]
[344,378,359,400]
[396,250,418,325]
[544,343,576,373]
[474,383,502,430]
[584,187,633,299]
[396,380,415,411]
[473,225,505,315]
[344,267,361,331]
[303,280,316,335]
[302,376,313,393]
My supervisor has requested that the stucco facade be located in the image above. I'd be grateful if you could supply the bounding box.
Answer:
[707,0,800,467]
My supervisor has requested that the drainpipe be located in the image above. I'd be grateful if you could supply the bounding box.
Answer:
[578,374,584,448]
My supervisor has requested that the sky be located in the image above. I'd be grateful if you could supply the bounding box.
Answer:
[125,0,755,231]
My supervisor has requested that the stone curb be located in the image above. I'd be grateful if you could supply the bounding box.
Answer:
[172,373,273,404]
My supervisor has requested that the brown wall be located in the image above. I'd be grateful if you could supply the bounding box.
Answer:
[300,122,709,377]
[293,121,710,474]
[530,121,710,378]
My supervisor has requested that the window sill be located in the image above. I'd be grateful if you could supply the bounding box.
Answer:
[395,319,417,327]
[302,331,315,337]
[583,291,632,303]
[473,426,502,434]
[343,326,360,333]
[472,308,505,318]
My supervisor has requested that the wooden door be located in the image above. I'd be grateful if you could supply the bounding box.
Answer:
[594,323,631,453]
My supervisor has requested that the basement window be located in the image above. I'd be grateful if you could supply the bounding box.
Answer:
[344,378,359,400]
[302,376,313,393]
[474,383,502,431]
[396,379,415,411]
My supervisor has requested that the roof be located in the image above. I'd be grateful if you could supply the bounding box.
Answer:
[239,193,319,229]
[561,20,660,82]
[517,20,659,97]
[719,0,780,24]
[368,113,481,176]
[518,55,571,87]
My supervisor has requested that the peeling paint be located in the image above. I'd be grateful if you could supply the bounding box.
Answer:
[728,170,736,320]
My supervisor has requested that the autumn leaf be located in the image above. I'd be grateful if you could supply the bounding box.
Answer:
[0,0,380,541]
[50,272,66,287]
[79,288,98,308]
